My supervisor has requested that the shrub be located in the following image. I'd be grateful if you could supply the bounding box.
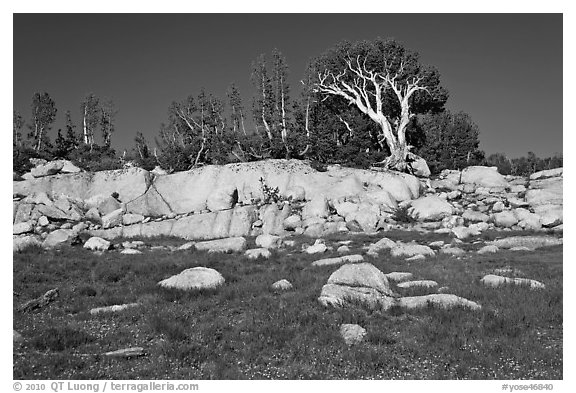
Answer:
[259,177,281,204]
[391,205,418,223]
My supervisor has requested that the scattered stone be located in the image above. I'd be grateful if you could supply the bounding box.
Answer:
[385,272,413,282]
[245,248,272,259]
[405,254,426,261]
[510,246,531,251]
[305,241,328,254]
[312,254,363,267]
[339,324,367,346]
[428,240,445,248]
[120,248,142,255]
[451,225,481,240]
[481,274,545,290]
[391,243,435,258]
[367,237,396,254]
[271,279,293,291]
[177,242,195,251]
[158,267,225,290]
[255,234,282,249]
[83,236,111,251]
[103,347,145,358]
[440,247,466,256]
[90,303,140,315]
[398,294,481,311]
[337,245,350,254]
[477,245,499,254]
[488,236,562,250]
[195,237,247,253]
[397,280,438,289]
[123,240,146,249]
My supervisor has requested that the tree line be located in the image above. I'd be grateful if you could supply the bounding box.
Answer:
[13,37,561,177]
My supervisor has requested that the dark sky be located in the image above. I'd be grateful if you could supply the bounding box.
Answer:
[13,14,563,158]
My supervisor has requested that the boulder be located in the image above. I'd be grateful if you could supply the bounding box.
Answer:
[22,191,53,206]
[83,236,111,251]
[194,237,246,253]
[480,274,545,290]
[35,204,69,220]
[120,248,142,255]
[339,324,367,346]
[461,166,508,188]
[102,208,124,229]
[390,243,435,258]
[13,221,34,235]
[525,188,562,207]
[318,263,396,309]
[451,226,481,240]
[439,247,466,256]
[385,272,414,282]
[398,294,481,311]
[488,236,562,250]
[533,205,562,227]
[98,196,123,216]
[255,234,282,249]
[271,279,293,291]
[529,167,562,180]
[477,245,499,254]
[408,154,431,178]
[30,161,64,177]
[304,241,328,254]
[397,280,438,289]
[409,196,453,221]
[311,254,363,267]
[158,267,225,290]
[59,160,82,174]
[493,211,518,228]
[283,215,302,231]
[42,229,76,248]
[367,237,396,255]
[462,209,489,223]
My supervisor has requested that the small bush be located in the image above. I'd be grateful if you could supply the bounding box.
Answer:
[391,205,418,223]
[259,177,281,204]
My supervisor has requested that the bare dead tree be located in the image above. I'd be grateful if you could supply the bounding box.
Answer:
[314,56,430,171]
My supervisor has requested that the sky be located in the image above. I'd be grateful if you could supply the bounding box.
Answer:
[13,13,563,158]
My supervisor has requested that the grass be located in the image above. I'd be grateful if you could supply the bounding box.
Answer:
[13,230,562,379]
